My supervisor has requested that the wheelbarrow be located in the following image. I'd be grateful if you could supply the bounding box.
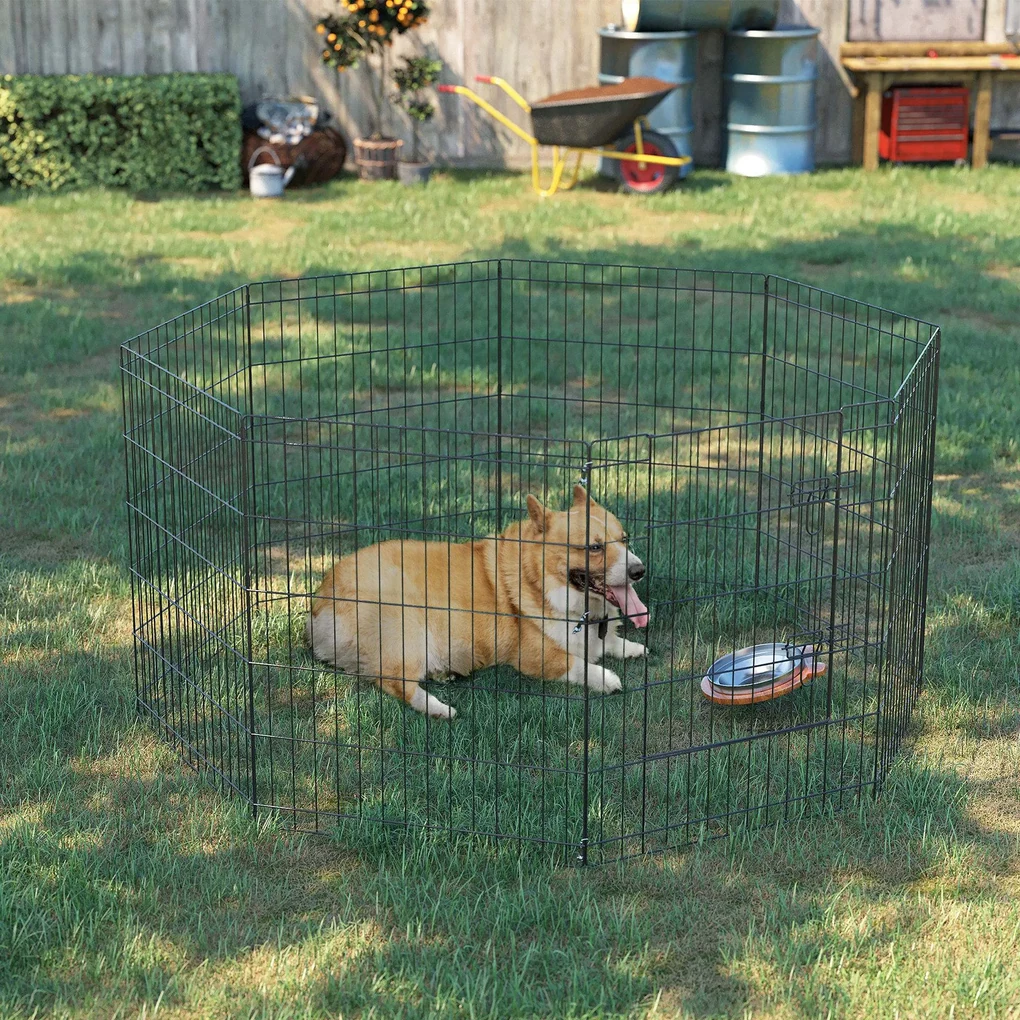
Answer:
[437,75,692,196]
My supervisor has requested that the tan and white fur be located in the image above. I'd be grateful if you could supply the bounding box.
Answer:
[307,486,650,719]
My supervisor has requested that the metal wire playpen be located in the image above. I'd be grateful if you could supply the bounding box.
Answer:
[121,259,940,863]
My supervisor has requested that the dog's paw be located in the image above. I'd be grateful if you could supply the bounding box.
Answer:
[427,696,456,720]
[565,661,622,694]
[588,667,622,694]
[621,640,648,659]
[412,687,457,720]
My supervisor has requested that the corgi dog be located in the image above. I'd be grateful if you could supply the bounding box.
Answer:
[307,485,649,719]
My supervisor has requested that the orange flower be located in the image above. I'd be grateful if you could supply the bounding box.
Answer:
[315,22,326,33]
[327,32,337,41]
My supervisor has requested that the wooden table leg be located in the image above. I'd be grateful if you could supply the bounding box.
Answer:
[851,89,865,165]
[863,72,883,171]
[973,70,992,169]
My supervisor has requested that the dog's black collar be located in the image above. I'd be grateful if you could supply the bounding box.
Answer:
[572,612,610,639]
[568,570,610,638]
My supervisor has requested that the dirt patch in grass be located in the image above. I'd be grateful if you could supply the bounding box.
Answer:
[479,195,535,216]
[0,370,119,434]
[806,189,859,212]
[941,306,1018,332]
[0,280,148,327]
[985,263,1020,283]
[0,530,100,566]
[1,281,79,305]
[918,184,997,214]
[166,255,223,273]
[550,207,728,248]
[930,468,1020,579]
[355,238,466,263]
[613,210,729,243]
[219,218,301,246]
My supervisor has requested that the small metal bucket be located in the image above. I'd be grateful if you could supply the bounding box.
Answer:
[248,146,296,198]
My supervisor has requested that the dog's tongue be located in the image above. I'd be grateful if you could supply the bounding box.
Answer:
[609,584,649,628]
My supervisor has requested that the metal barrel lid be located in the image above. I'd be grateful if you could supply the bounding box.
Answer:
[703,642,808,689]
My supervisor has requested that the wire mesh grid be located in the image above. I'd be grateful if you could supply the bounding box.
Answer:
[121,259,940,863]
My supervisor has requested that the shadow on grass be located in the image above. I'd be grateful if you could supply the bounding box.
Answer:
[2,677,1011,1020]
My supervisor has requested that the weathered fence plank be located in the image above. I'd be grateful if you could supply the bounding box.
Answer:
[3,0,1009,168]
[849,0,984,42]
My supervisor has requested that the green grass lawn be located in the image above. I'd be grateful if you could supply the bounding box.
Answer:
[2,165,1020,1018]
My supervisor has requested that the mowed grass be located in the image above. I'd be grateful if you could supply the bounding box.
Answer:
[2,165,1020,1018]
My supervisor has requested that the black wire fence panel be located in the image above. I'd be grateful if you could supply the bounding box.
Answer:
[121,260,940,863]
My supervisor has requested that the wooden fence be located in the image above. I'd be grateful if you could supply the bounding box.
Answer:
[0,0,1016,169]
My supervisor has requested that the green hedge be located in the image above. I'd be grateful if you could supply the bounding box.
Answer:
[0,73,242,191]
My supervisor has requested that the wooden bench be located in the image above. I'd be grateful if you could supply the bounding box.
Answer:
[841,42,1020,169]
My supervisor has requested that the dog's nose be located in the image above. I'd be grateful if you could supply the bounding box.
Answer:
[628,562,645,582]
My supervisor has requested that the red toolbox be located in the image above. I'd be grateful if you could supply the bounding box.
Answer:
[879,86,970,163]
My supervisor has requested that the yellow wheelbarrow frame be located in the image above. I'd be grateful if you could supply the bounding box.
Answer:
[437,76,692,197]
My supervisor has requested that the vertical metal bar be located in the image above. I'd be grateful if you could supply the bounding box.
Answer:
[876,395,908,790]
[578,450,593,867]
[912,334,941,690]
[241,285,259,820]
[496,260,504,529]
[754,275,770,591]
[822,411,846,808]
[120,344,141,713]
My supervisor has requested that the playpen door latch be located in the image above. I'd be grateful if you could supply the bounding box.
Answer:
[790,470,858,506]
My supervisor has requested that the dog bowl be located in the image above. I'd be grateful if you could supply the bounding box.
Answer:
[700,642,826,705]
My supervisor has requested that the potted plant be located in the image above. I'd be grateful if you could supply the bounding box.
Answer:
[392,56,442,185]
[314,0,431,180]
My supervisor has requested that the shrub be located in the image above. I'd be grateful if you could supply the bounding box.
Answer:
[392,57,442,162]
[0,73,242,191]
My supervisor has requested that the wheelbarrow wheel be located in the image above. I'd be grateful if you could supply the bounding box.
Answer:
[616,129,680,195]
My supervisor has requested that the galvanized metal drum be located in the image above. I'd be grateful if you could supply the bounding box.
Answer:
[723,27,818,176]
[598,26,698,179]
[620,0,779,32]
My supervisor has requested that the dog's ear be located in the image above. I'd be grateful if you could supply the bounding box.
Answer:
[573,484,590,507]
[525,494,548,532]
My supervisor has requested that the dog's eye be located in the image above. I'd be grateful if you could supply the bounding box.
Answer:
[588,542,603,554]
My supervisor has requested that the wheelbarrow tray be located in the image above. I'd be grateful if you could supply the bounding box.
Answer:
[529,76,677,148]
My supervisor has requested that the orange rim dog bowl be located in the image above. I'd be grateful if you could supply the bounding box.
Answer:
[700,642,827,706]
